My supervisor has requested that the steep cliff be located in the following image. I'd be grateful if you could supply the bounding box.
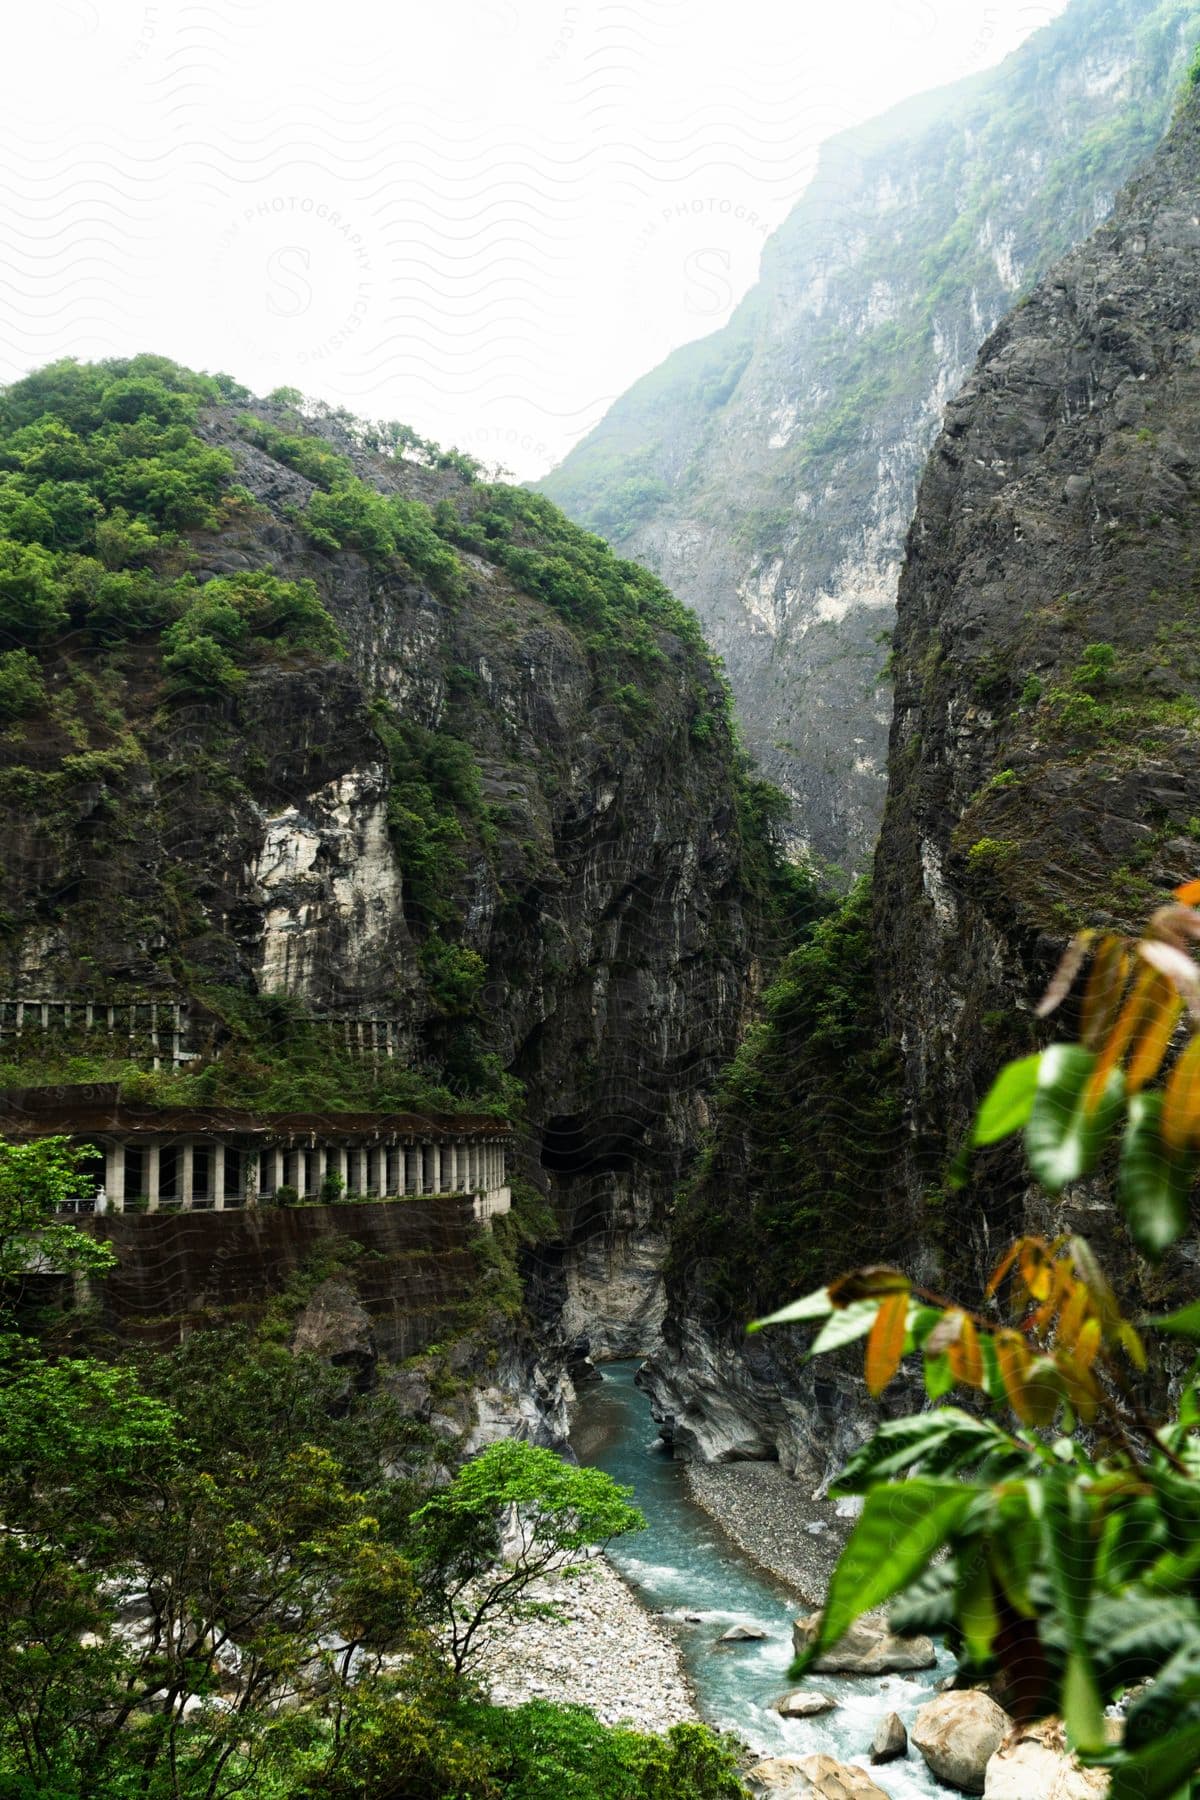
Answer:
[0,358,772,1272]
[542,0,1200,871]
[876,57,1200,1295]
[646,58,1200,1478]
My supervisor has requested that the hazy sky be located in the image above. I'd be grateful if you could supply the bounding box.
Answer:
[3,0,1068,477]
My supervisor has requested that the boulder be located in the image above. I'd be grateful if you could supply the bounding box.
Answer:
[720,1623,767,1642]
[792,1611,937,1674]
[746,1756,886,1798]
[775,1690,839,1718]
[911,1691,1013,1793]
[869,1711,908,1763]
[984,1720,1110,1798]
[290,1278,376,1390]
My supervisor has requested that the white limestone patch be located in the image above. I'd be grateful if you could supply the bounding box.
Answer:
[251,764,404,997]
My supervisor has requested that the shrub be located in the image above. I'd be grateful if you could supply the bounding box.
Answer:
[0,650,45,721]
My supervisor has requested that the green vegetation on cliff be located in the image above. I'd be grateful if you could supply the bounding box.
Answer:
[0,357,772,1139]
[667,879,905,1318]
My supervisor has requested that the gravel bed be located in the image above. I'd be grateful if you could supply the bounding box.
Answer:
[683,1461,854,1607]
[481,1553,700,1732]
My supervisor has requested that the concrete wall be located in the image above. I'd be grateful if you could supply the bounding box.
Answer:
[80,1198,485,1357]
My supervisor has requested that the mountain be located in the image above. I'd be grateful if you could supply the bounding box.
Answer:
[643,54,1200,1477]
[0,356,783,1282]
[541,0,1200,872]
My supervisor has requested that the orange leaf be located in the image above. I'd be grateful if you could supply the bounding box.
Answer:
[1080,936,1131,1052]
[987,1241,1023,1299]
[1018,1240,1055,1303]
[1085,967,1157,1111]
[947,1314,984,1388]
[1075,1316,1101,1370]
[1162,1036,1200,1154]
[1056,1276,1089,1349]
[1175,879,1200,906]
[996,1330,1033,1423]
[1126,978,1183,1093]
[864,1289,909,1397]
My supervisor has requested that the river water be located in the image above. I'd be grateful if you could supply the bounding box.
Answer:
[570,1361,952,1798]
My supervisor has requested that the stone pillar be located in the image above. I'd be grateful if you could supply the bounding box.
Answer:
[146,1142,160,1212]
[431,1143,443,1193]
[272,1146,285,1199]
[179,1140,194,1211]
[386,1144,399,1195]
[105,1140,125,1214]
[296,1148,309,1198]
[212,1139,225,1211]
[338,1146,349,1194]
[316,1146,328,1195]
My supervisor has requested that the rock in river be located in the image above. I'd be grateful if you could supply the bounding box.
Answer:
[983,1719,1110,1798]
[775,1690,839,1718]
[720,1623,767,1642]
[869,1711,908,1763]
[791,1612,936,1675]
[747,1754,888,1797]
[911,1690,1013,1793]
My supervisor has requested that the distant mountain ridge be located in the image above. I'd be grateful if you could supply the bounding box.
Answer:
[541,0,1200,870]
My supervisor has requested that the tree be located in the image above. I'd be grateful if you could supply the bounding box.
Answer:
[408,1440,645,1677]
[755,881,1200,1798]
[0,1330,425,1799]
[0,1135,115,1299]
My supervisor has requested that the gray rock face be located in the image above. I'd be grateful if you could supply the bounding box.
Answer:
[869,1712,908,1764]
[911,1692,1012,1794]
[792,1613,936,1676]
[543,0,1200,868]
[290,1277,376,1390]
[875,70,1200,1299]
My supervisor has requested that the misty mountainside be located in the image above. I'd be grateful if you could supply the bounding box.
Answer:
[542,0,1200,873]
[643,50,1200,1475]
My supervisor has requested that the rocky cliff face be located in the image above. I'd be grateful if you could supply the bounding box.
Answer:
[645,57,1200,1474]
[0,367,763,1289]
[876,63,1200,1296]
[542,0,1200,871]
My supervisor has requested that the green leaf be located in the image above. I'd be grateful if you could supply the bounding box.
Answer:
[924,1353,956,1401]
[973,1052,1044,1146]
[888,1563,959,1637]
[959,1554,999,1665]
[832,1410,1014,1494]
[1062,1650,1106,1755]
[1110,1720,1200,1800]
[1024,1044,1124,1194]
[1123,1633,1200,1751]
[748,1287,833,1333]
[1145,1299,1200,1338]
[1043,1474,1105,1751]
[797,1481,975,1670]
[1118,1092,1194,1259]
[807,1299,881,1359]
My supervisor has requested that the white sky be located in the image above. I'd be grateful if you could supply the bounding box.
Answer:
[2,0,1067,478]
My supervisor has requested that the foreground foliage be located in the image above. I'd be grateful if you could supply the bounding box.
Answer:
[0,1151,739,1799]
[757,885,1200,1798]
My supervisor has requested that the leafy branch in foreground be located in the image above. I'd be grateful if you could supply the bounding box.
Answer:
[753,886,1200,1800]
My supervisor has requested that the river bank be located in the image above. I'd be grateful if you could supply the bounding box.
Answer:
[482,1553,700,1733]
[683,1460,853,1609]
